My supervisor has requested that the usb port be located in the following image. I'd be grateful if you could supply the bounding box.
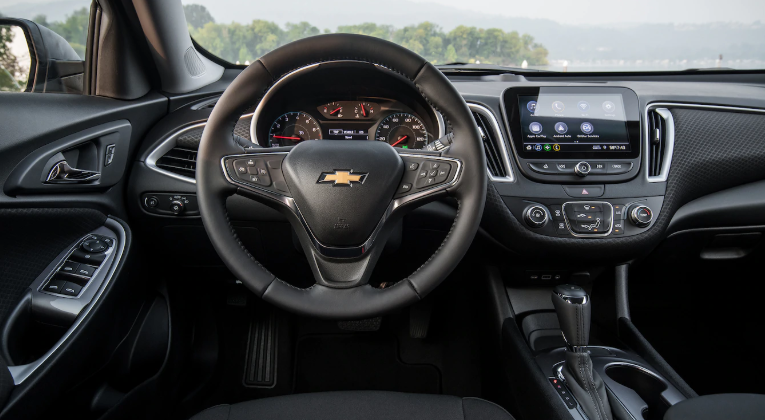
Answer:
[541,274,552,280]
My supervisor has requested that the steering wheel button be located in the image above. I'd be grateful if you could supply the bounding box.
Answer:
[429,162,440,169]
[417,170,428,178]
[267,159,282,169]
[406,162,419,171]
[399,183,412,193]
[246,159,256,167]
[434,165,451,183]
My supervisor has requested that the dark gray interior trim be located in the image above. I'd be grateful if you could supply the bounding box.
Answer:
[7,218,126,384]
[667,179,765,234]
[615,264,630,320]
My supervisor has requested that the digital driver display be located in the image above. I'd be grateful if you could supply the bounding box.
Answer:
[518,94,631,153]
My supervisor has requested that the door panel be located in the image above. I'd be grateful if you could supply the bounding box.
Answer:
[0,91,168,418]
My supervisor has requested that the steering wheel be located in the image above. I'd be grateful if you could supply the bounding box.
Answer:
[197,34,487,319]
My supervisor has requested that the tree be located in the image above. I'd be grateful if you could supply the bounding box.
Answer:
[183,4,215,29]
[33,8,89,58]
[0,23,26,92]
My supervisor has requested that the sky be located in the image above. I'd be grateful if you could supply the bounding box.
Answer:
[1,0,764,25]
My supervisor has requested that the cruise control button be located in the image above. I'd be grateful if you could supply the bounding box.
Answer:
[590,162,608,174]
[528,162,557,174]
[607,162,633,174]
[434,164,451,183]
[61,282,83,297]
[43,279,66,294]
[562,185,604,198]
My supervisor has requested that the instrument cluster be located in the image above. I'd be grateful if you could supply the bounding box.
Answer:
[259,98,437,150]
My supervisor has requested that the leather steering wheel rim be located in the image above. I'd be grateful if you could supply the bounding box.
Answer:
[197,34,487,319]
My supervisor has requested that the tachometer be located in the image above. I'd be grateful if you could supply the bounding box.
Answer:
[268,112,322,147]
[375,113,428,149]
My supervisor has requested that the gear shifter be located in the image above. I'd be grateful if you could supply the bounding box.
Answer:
[552,284,616,420]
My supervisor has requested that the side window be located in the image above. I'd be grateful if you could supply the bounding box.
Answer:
[0,6,90,94]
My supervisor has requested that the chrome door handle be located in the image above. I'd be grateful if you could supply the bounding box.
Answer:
[46,160,101,184]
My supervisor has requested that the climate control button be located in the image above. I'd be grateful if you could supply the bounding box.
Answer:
[629,205,653,227]
[524,205,548,228]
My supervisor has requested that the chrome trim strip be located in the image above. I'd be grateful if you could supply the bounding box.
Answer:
[645,106,675,183]
[468,103,516,183]
[644,102,765,183]
[562,201,615,238]
[145,113,254,185]
[221,151,462,258]
[603,361,666,382]
[8,218,127,384]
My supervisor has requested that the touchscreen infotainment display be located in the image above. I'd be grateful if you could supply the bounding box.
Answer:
[518,94,629,153]
[503,87,640,160]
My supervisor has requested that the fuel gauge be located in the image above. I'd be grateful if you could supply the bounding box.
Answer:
[320,102,345,118]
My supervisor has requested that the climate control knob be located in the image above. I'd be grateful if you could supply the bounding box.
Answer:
[629,205,652,227]
[170,200,185,215]
[524,205,548,228]
[574,161,591,177]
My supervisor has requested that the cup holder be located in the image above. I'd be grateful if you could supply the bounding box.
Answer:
[605,363,669,420]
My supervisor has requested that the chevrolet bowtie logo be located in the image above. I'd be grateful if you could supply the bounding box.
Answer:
[317,170,368,186]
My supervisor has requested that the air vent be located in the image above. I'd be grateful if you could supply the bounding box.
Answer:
[155,147,197,177]
[472,111,507,178]
[646,107,675,182]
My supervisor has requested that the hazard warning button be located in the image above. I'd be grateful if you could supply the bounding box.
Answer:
[562,185,604,198]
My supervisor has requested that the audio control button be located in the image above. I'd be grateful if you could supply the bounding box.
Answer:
[528,162,557,174]
[574,161,591,177]
[607,162,633,174]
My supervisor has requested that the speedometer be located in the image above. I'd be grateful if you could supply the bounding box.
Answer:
[375,113,428,149]
[268,112,322,147]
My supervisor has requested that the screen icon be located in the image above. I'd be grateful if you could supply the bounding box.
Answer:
[527,101,537,113]
[534,144,542,151]
[553,144,561,151]
[525,145,532,150]
[529,122,543,134]
[602,101,616,113]
[543,144,552,151]
[577,101,590,111]
[580,122,594,134]
[552,101,565,113]
[554,122,568,134]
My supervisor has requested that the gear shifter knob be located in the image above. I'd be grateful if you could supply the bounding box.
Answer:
[551,284,591,350]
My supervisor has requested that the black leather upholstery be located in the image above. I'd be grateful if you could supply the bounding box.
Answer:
[197,34,487,319]
[664,394,765,420]
[561,351,614,420]
[190,391,513,420]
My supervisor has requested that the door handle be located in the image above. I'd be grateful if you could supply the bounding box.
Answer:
[45,160,101,184]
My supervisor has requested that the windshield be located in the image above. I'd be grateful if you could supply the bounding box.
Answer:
[2,0,763,72]
[182,0,765,72]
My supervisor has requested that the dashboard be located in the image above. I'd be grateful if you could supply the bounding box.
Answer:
[249,61,443,150]
[130,61,765,269]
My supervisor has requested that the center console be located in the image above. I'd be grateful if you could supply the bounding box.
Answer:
[500,86,664,239]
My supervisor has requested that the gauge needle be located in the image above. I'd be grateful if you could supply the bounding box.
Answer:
[391,136,408,147]
[361,104,367,117]
[330,107,342,115]
[272,135,303,141]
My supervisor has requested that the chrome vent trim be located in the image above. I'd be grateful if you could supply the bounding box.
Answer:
[468,103,515,183]
[146,113,253,184]
[645,106,675,183]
